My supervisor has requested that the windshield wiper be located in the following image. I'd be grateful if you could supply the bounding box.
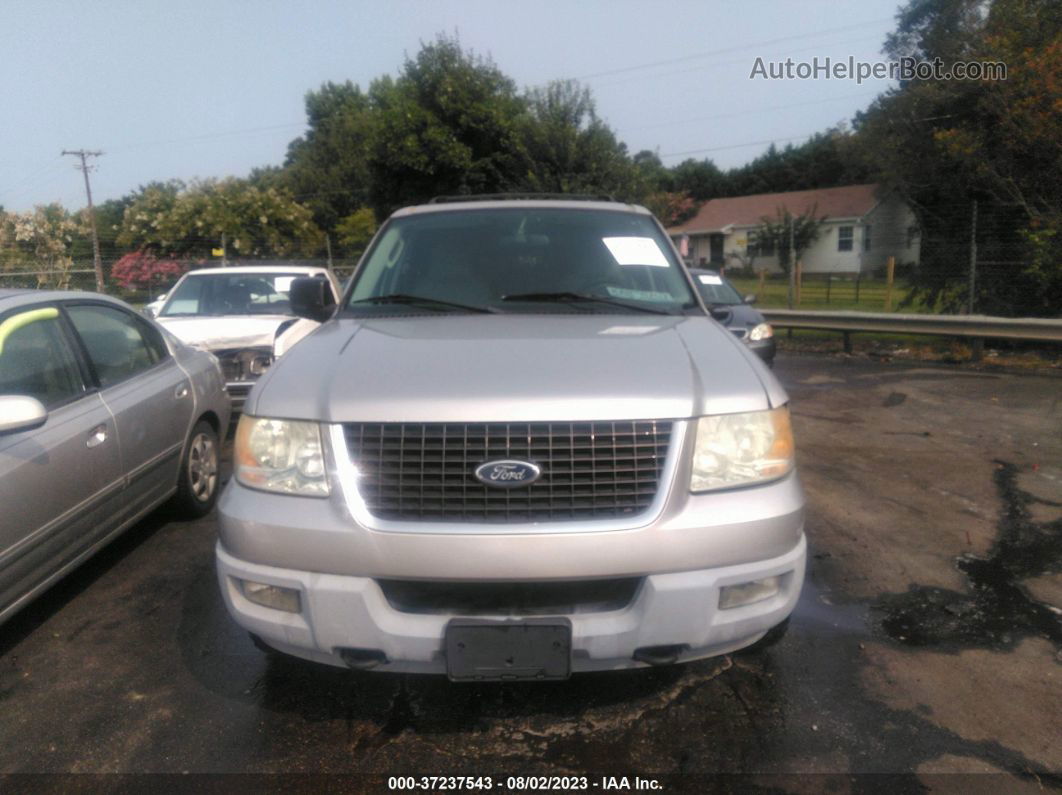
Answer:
[500,291,673,315]
[348,294,498,314]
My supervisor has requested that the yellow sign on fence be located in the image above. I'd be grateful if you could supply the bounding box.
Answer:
[211,248,225,257]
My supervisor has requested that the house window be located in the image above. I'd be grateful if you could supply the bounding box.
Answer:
[748,231,774,257]
[864,225,872,251]
[838,226,854,252]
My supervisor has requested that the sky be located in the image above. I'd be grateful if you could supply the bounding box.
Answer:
[0,0,905,213]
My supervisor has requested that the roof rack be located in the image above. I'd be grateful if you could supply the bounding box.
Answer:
[427,193,618,204]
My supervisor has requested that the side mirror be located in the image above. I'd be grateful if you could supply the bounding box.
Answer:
[743,294,758,305]
[708,305,732,322]
[0,395,48,434]
[290,277,336,323]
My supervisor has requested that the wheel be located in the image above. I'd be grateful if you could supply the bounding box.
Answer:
[172,419,220,518]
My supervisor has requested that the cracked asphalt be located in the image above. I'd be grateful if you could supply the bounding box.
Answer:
[1,354,1060,791]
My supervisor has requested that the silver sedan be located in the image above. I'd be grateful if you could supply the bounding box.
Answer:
[0,290,231,625]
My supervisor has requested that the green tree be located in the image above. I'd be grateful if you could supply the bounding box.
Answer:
[754,206,826,275]
[118,178,322,259]
[366,35,527,216]
[335,207,377,257]
[856,0,1062,315]
[278,81,374,232]
[515,80,644,199]
[670,158,727,200]
[0,204,82,288]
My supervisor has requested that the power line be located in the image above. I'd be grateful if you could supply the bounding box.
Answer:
[659,132,823,160]
[0,157,67,203]
[106,121,307,154]
[591,33,886,90]
[574,18,892,80]
[624,89,882,133]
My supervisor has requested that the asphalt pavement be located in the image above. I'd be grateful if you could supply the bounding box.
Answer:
[1,354,1059,792]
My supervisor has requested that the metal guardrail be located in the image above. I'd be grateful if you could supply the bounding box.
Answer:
[761,309,1062,343]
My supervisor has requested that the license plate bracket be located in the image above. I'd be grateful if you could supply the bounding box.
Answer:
[445,618,572,681]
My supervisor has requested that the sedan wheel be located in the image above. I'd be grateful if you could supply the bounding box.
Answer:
[172,419,221,518]
[188,431,218,503]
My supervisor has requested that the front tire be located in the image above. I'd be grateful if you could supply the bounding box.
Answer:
[172,419,220,518]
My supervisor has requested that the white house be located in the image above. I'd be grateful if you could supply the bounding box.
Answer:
[668,184,920,274]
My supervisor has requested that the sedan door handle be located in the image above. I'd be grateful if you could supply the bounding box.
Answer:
[175,384,189,399]
[86,425,108,448]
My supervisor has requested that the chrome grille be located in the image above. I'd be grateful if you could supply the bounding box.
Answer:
[342,421,673,523]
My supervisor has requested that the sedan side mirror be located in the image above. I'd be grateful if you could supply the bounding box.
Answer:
[743,294,758,305]
[0,395,48,434]
[290,277,337,323]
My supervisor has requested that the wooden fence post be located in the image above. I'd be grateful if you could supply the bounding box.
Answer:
[885,256,895,311]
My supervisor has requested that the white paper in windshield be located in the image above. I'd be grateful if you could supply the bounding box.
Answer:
[602,236,670,268]
[606,286,674,303]
[274,276,296,293]
[698,274,723,285]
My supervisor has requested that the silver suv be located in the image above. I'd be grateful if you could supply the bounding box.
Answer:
[216,197,805,680]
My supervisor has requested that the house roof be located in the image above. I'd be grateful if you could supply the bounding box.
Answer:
[669,183,884,235]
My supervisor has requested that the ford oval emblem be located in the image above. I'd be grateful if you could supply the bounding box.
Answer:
[474,459,542,488]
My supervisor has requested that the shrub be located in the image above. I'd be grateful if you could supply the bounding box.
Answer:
[110,252,187,290]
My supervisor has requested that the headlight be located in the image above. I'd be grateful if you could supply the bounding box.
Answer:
[690,406,794,492]
[749,323,773,341]
[234,415,329,496]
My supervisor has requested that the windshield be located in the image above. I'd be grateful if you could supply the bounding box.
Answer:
[346,208,698,315]
[159,272,307,317]
[691,271,744,305]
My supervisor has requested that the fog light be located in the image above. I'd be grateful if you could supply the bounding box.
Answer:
[719,575,782,610]
[238,579,301,613]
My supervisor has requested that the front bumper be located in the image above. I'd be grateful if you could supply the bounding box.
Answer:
[216,533,805,673]
[216,415,806,673]
[746,337,776,365]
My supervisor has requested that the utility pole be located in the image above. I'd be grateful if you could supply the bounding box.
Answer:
[62,149,105,292]
[325,233,334,270]
[787,214,795,309]
[967,200,978,315]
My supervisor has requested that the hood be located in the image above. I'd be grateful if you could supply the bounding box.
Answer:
[250,314,782,424]
[713,303,766,332]
[155,315,290,351]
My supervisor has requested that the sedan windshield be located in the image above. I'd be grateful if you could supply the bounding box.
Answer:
[691,271,745,305]
[346,208,698,315]
[159,273,306,317]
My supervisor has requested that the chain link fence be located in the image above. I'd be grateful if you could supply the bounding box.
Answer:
[3,199,1055,317]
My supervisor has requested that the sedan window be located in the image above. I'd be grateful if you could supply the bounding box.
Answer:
[66,305,163,387]
[0,307,84,407]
